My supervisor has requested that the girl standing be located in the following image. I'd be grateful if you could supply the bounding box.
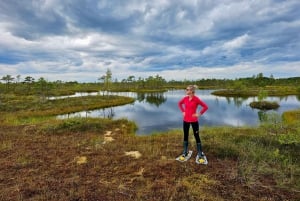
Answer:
[177,85,208,164]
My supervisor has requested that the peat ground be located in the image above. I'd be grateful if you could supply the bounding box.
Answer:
[0,124,299,201]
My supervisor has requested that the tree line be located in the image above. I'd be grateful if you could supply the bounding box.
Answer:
[1,71,300,96]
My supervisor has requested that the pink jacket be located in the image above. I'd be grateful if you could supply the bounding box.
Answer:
[178,95,208,122]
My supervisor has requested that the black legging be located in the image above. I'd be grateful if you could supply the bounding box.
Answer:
[183,121,201,143]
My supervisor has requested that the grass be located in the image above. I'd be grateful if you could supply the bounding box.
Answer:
[212,85,300,97]
[0,94,134,125]
[283,110,300,125]
[0,115,299,200]
[1,91,299,200]
[249,100,280,110]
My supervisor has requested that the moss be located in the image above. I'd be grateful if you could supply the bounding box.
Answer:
[0,120,299,200]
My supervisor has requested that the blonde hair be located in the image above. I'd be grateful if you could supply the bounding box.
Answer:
[187,85,198,93]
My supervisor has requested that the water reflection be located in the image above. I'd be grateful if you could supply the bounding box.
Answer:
[136,92,166,107]
[56,90,300,135]
[100,107,115,119]
[258,110,268,122]
[225,96,249,108]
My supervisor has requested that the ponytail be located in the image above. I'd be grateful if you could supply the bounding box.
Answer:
[187,85,198,93]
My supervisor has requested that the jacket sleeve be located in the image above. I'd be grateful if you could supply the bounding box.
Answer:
[198,98,208,115]
[178,98,185,112]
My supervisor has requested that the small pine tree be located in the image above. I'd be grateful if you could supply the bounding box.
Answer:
[258,89,268,102]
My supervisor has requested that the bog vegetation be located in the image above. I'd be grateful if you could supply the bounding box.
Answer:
[0,72,300,200]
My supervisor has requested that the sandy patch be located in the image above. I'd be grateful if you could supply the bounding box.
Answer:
[104,131,112,136]
[75,156,87,165]
[124,151,142,159]
[103,136,114,144]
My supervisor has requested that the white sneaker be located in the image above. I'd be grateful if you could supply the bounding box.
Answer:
[196,154,208,165]
[176,150,193,162]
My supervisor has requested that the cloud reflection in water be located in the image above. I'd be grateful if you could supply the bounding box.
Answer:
[57,90,300,135]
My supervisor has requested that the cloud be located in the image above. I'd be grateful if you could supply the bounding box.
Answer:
[0,0,300,82]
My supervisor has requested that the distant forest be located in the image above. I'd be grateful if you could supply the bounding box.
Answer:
[1,72,300,96]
